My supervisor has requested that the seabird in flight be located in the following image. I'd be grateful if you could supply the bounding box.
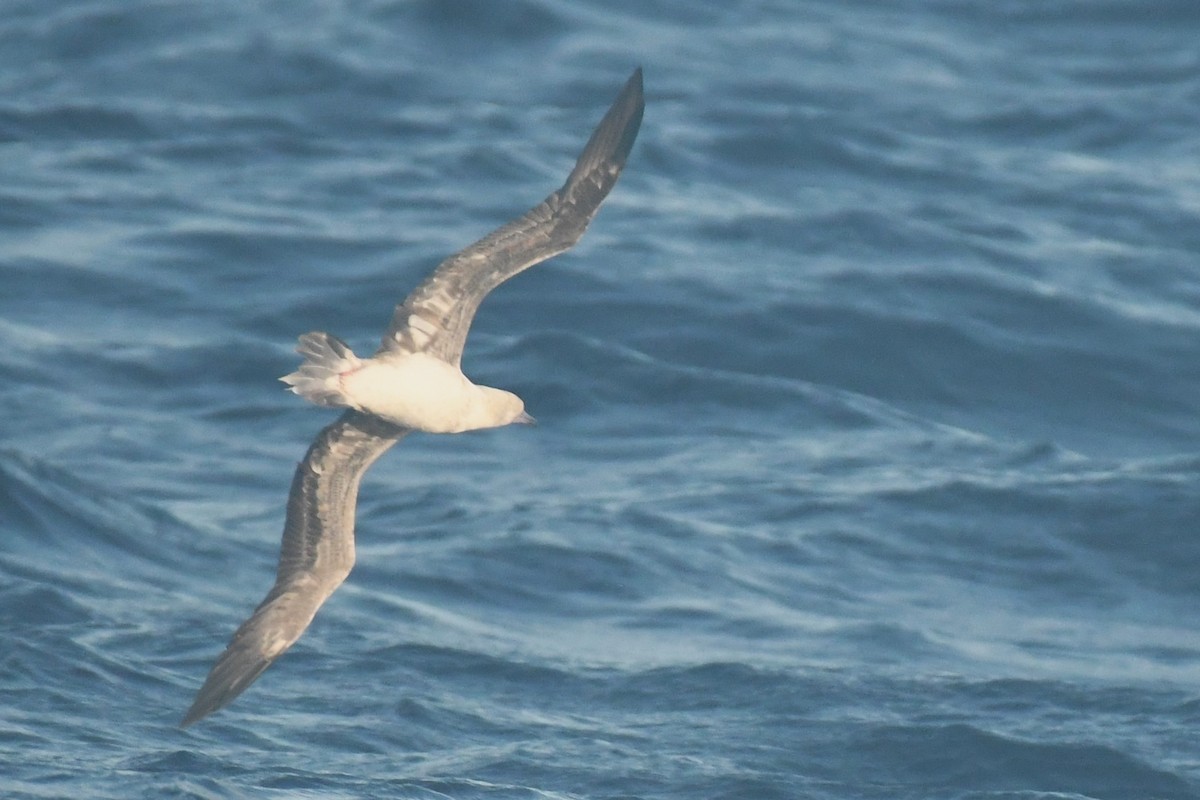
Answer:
[181,68,644,727]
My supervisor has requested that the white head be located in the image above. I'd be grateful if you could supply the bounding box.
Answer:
[473,387,536,430]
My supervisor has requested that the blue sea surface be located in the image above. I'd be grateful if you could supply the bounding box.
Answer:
[2,1,1200,798]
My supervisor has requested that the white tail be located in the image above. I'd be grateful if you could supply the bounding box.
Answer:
[280,332,362,408]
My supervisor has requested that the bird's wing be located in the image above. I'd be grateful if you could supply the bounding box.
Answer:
[181,411,407,727]
[380,67,644,365]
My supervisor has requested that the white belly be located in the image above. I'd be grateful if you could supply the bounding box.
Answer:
[341,353,480,433]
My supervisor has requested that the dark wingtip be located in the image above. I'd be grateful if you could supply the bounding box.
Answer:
[616,67,644,164]
[179,703,206,729]
[179,696,210,729]
[179,642,275,728]
[564,66,645,189]
[606,67,645,169]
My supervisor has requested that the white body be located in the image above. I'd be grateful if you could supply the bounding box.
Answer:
[281,332,529,433]
[342,352,516,433]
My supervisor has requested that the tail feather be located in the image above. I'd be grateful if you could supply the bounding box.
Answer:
[280,332,361,408]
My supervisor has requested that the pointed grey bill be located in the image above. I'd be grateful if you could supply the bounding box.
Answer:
[181,68,644,727]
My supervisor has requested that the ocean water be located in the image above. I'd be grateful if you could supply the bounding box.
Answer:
[2,0,1199,797]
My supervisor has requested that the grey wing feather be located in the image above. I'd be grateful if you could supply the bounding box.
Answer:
[381,67,644,365]
[181,411,407,727]
[182,69,644,727]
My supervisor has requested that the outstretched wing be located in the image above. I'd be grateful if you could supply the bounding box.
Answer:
[381,67,644,365]
[181,411,407,727]
[183,69,645,727]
